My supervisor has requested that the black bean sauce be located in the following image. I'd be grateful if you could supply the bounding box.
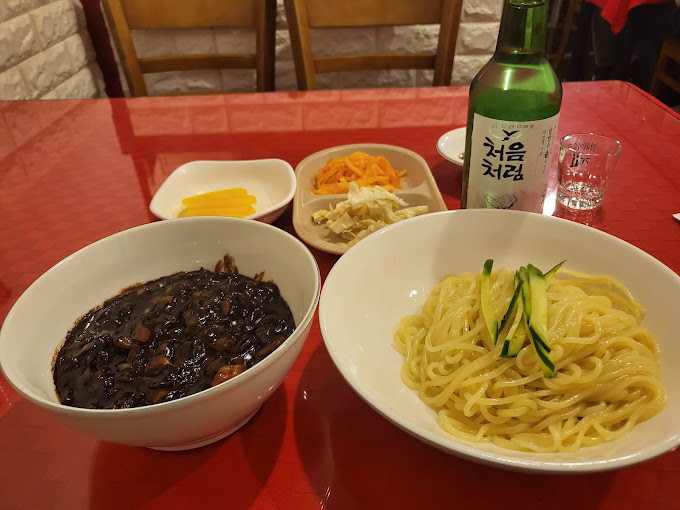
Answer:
[53,267,295,409]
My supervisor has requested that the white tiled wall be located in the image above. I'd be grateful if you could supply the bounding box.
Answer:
[0,0,502,100]
[0,0,105,100]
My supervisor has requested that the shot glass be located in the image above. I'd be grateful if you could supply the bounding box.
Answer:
[556,133,622,210]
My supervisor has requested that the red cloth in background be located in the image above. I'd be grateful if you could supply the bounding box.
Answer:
[587,0,668,33]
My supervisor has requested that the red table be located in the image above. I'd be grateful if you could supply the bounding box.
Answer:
[1,81,679,510]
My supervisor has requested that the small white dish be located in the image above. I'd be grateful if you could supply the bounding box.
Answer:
[319,209,680,473]
[292,143,447,255]
[437,127,466,165]
[149,159,296,224]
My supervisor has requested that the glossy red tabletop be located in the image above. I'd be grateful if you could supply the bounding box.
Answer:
[1,81,679,510]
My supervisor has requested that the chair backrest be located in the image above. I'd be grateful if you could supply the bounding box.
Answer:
[547,0,581,71]
[283,0,463,90]
[650,35,680,97]
[102,0,276,96]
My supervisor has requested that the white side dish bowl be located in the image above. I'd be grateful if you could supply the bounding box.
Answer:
[0,217,320,450]
[149,159,297,224]
[319,209,680,473]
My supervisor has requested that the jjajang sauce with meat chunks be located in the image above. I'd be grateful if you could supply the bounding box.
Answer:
[53,263,295,409]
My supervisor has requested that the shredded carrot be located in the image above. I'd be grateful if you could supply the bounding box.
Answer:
[312,152,406,195]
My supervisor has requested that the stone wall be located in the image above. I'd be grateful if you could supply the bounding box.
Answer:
[0,0,105,100]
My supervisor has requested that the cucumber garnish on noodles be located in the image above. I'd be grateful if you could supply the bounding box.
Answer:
[500,272,526,358]
[481,261,562,377]
[481,259,498,345]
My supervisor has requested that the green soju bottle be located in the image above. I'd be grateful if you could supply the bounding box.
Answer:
[461,0,562,212]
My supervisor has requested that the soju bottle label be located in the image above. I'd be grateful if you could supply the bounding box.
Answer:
[466,112,559,212]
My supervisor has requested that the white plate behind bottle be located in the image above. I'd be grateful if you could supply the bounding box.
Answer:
[436,127,466,165]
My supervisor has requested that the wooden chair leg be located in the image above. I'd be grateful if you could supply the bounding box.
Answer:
[650,53,667,97]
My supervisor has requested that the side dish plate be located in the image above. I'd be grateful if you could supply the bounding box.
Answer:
[292,144,447,255]
[150,159,296,224]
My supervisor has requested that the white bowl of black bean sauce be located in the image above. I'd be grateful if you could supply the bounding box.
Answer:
[0,217,320,450]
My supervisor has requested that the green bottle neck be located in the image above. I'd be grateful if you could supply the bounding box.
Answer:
[494,0,548,58]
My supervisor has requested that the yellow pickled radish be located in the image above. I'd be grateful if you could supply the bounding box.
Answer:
[178,205,255,218]
[181,188,255,206]
[178,188,257,218]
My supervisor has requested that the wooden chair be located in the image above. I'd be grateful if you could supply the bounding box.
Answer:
[650,34,680,98]
[102,0,276,96]
[283,0,463,90]
[548,0,581,71]
[546,0,598,82]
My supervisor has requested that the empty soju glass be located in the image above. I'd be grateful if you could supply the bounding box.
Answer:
[556,133,622,210]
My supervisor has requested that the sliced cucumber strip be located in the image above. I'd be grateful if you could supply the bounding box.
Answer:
[499,274,522,334]
[544,260,565,285]
[527,264,555,376]
[519,266,531,318]
[501,292,525,357]
[531,327,557,377]
[500,272,525,358]
[481,259,498,344]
